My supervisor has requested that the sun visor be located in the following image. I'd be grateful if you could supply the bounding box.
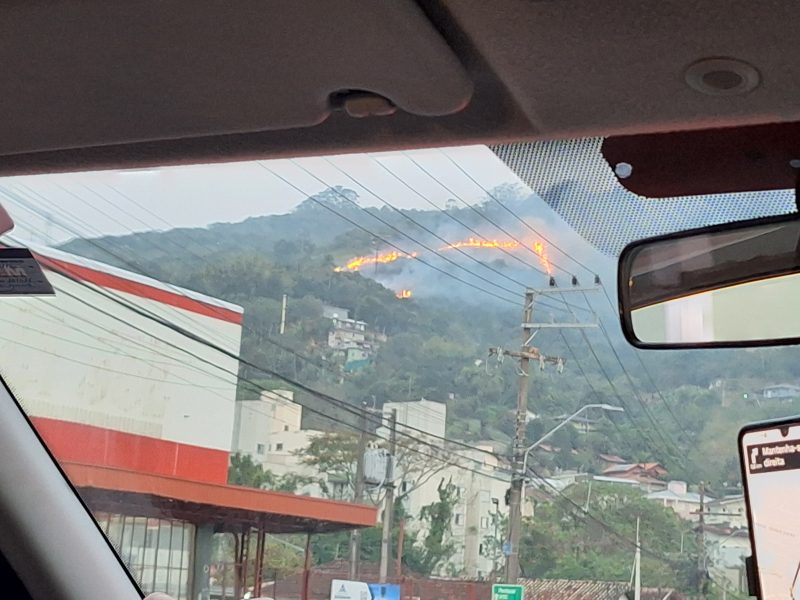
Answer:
[602,122,800,198]
[0,0,473,155]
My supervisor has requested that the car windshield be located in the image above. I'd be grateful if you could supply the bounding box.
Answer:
[0,139,795,600]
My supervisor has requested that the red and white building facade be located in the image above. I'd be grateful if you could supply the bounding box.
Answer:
[0,245,375,599]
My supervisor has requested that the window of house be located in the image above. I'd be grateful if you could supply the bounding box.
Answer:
[284,425,289,431]
[454,513,463,525]
[479,543,484,555]
[275,443,284,451]
[256,443,265,455]
[480,516,490,529]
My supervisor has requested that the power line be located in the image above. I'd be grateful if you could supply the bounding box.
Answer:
[257,163,520,306]
[555,297,679,466]
[289,160,526,299]
[443,149,596,277]
[403,152,577,277]
[332,155,590,315]
[6,184,344,379]
[38,253,509,468]
[321,158,534,292]
[598,284,696,449]
[7,183,510,467]
[525,461,688,569]
[43,264,512,480]
[555,329,655,465]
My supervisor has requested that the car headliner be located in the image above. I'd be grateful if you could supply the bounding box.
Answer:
[0,0,796,177]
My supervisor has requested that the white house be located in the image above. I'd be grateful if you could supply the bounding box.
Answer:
[646,481,711,521]
[705,495,747,529]
[761,383,800,401]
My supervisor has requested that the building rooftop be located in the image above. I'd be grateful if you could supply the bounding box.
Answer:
[646,489,709,504]
[520,578,685,600]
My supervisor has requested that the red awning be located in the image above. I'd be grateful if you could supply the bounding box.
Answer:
[63,461,377,534]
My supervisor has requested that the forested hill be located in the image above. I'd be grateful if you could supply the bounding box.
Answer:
[60,185,800,490]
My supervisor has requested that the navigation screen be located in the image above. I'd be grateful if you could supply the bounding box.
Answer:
[743,428,800,599]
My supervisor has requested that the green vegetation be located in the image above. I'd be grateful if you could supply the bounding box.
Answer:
[61,185,800,492]
[520,483,699,590]
[60,184,800,593]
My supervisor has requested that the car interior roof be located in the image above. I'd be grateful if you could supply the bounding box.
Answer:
[0,0,797,176]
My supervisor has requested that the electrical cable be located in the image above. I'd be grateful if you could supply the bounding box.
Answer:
[442,149,597,277]
[257,163,520,306]
[33,252,510,468]
[286,161,527,300]
[403,152,577,277]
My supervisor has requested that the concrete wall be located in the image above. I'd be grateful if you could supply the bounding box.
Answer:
[0,247,243,455]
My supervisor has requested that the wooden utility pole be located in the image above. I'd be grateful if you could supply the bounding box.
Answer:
[379,409,398,583]
[396,519,406,578]
[698,481,706,598]
[497,284,599,584]
[505,290,534,584]
[634,517,641,600]
[348,403,369,580]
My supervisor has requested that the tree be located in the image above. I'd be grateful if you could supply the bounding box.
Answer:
[228,452,276,489]
[519,482,699,593]
[403,479,459,576]
[298,429,453,502]
[228,452,311,494]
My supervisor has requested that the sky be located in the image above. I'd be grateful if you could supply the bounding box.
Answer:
[0,145,523,245]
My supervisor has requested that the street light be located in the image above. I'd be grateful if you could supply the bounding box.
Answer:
[520,403,624,499]
[505,402,624,583]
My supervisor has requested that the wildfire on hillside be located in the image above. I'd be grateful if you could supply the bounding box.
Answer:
[333,250,417,272]
[439,237,520,251]
[333,237,553,275]
[395,289,413,299]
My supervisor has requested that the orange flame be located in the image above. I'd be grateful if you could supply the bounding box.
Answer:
[334,250,417,272]
[533,241,552,274]
[334,238,553,275]
[395,289,413,299]
[440,237,520,251]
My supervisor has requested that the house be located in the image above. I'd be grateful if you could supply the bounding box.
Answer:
[322,304,350,320]
[591,475,666,492]
[520,578,686,599]
[704,525,750,595]
[601,462,668,488]
[705,495,747,529]
[598,453,627,467]
[327,316,369,350]
[646,481,711,521]
[761,383,800,401]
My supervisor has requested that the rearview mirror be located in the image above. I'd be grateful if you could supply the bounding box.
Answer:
[618,214,800,348]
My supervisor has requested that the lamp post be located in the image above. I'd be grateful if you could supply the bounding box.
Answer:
[505,403,623,583]
[520,404,624,499]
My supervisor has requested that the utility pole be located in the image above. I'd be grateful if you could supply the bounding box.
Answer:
[395,519,405,578]
[698,481,706,598]
[634,517,641,600]
[348,403,369,580]
[379,408,397,583]
[489,284,600,584]
[495,283,599,584]
[506,289,534,584]
[279,294,288,335]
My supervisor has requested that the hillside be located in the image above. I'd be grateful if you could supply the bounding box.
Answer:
[60,184,800,490]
